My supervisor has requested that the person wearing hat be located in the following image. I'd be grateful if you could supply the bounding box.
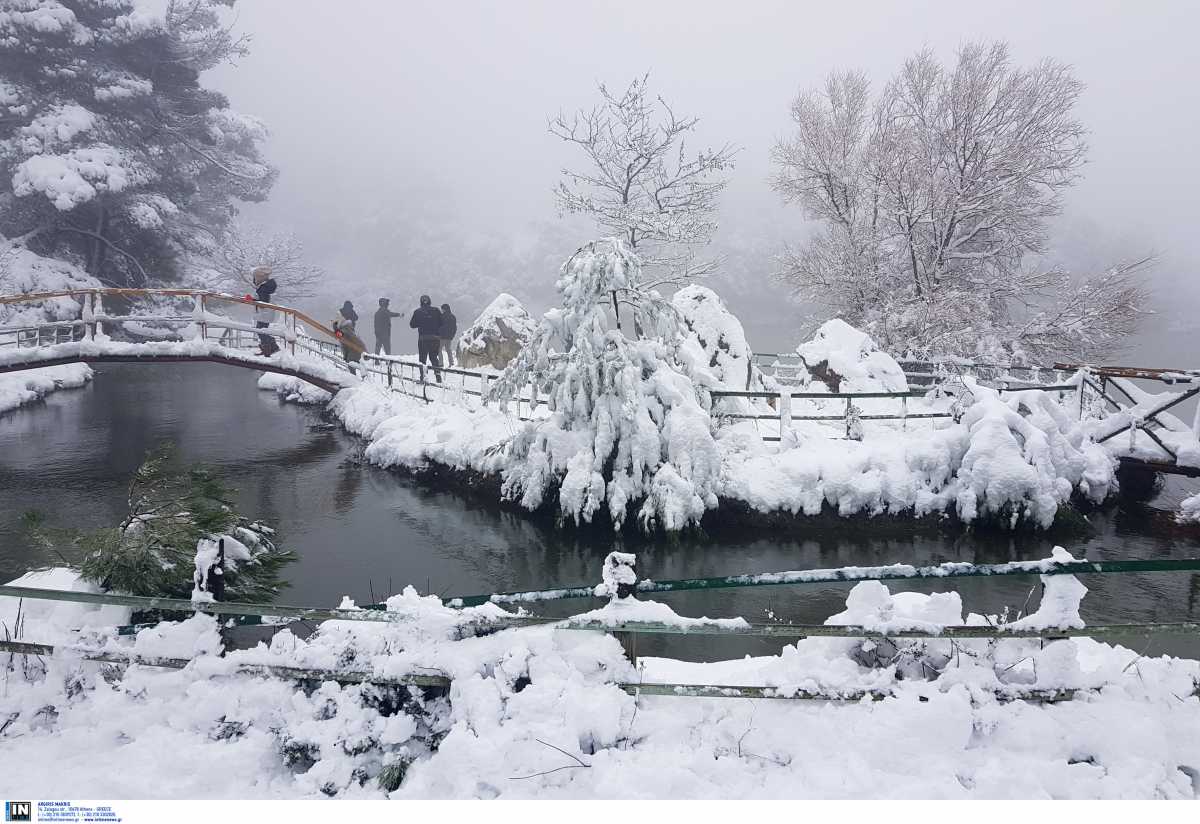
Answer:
[251,266,278,356]
[409,294,443,383]
[373,297,403,355]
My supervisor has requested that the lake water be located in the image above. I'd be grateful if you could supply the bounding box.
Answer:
[2,362,1199,660]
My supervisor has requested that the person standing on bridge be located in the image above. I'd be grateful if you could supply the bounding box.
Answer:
[438,302,457,367]
[373,298,402,355]
[333,300,363,374]
[409,294,443,383]
[252,266,278,357]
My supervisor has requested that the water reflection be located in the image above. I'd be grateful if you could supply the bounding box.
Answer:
[1,363,1198,661]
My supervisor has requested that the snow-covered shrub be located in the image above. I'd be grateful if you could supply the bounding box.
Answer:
[489,239,720,531]
[954,381,1114,527]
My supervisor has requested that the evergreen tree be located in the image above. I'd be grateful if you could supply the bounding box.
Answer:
[26,443,293,602]
[489,238,721,531]
[0,0,275,286]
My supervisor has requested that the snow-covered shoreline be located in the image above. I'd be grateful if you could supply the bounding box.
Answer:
[0,363,93,415]
[261,372,1116,534]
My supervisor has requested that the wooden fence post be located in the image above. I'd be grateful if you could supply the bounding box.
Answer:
[197,293,207,342]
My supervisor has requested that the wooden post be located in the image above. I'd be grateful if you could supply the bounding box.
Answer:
[198,293,207,342]
[778,390,791,438]
[845,397,853,438]
[901,395,908,431]
[85,291,96,341]
[386,358,393,388]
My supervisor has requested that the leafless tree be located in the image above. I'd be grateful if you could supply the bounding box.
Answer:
[551,74,737,287]
[200,222,327,297]
[772,41,1150,362]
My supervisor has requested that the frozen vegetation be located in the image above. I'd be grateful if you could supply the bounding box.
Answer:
[1,550,1198,799]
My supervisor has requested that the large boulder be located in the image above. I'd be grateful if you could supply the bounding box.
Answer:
[672,284,773,393]
[457,293,536,370]
[795,318,908,393]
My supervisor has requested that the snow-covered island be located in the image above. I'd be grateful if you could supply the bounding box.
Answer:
[264,240,1133,535]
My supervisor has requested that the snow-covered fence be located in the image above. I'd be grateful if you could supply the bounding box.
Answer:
[709,384,1078,441]
[752,352,1075,391]
[5,550,1200,704]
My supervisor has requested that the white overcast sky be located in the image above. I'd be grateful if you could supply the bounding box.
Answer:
[204,0,1200,351]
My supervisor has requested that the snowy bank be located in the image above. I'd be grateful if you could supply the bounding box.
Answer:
[307,374,1113,532]
[2,553,1199,799]
[0,362,92,414]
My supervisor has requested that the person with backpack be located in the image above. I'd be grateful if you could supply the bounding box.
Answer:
[438,303,457,367]
[252,266,279,356]
[373,297,402,355]
[409,294,443,383]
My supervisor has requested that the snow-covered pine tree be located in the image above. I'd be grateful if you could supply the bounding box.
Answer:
[25,443,293,601]
[488,238,720,532]
[0,0,275,287]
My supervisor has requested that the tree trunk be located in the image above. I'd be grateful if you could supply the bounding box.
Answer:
[87,205,108,276]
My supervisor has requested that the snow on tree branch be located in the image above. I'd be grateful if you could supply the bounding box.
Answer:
[771,41,1150,362]
[550,74,737,287]
[487,238,720,531]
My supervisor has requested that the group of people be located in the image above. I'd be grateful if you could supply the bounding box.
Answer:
[241,268,458,383]
[331,294,457,382]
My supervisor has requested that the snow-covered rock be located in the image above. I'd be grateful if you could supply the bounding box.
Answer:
[673,284,772,394]
[456,293,536,370]
[794,318,908,393]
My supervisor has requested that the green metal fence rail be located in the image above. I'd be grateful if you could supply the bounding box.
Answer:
[0,639,1099,704]
[4,583,1199,641]
[444,557,1200,608]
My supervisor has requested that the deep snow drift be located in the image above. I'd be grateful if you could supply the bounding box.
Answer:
[1,551,1198,799]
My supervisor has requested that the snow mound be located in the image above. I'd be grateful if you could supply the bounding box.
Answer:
[457,293,536,370]
[0,567,130,644]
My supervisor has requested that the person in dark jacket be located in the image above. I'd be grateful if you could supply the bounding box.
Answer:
[252,266,278,356]
[333,301,363,374]
[409,294,443,383]
[373,297,402,355]
[438,303,457,367]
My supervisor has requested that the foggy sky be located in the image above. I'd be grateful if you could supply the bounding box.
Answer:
[206,0,1200,355]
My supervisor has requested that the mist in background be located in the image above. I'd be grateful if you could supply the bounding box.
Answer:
[207,0,1200,358]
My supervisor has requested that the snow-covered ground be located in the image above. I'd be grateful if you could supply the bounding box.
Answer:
[2,553,1198,799]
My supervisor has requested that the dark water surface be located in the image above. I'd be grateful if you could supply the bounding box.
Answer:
[2,363,1199,660]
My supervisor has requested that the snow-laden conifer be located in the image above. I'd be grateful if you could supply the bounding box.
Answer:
[488,238,720,531]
